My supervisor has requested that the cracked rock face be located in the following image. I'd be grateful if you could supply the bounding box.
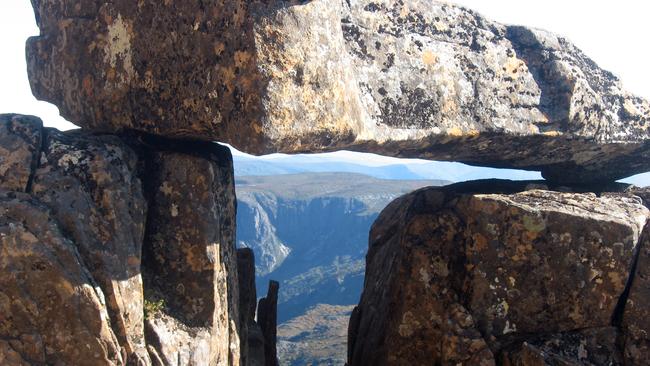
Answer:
[0,115,250,365]
[347,180,649,365]
[27,0,650,183]
[0,191,123,365]
[138,139,240,366]
[622,219,650,364]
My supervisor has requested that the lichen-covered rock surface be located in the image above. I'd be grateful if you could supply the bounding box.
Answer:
[27,0,650,183]
[621,219,650,364]
[347,180,650,365]
[0,114,261,365]
[0,191,124,365]
[138,137,240,366]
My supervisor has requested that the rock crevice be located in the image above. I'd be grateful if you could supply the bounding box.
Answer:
[0,115,277,366]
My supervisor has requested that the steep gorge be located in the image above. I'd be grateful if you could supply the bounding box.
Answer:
[236,173,445,364]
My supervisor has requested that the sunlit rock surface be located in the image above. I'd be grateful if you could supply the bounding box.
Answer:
[0,114,254,365]
[26,0,650,183]
[348,180,650,365]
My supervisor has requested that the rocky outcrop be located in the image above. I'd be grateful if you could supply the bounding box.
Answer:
[621,220,650,364]
[0,114,265,365]
[348,180,650,365]
[27,0,650,183]
[0,115,42,192]
[136,137,239,366]
[0,191,123,365]
[33,126,150,364]
[258,281,280,366]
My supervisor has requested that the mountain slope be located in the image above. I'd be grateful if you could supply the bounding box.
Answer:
[235,173,448,364]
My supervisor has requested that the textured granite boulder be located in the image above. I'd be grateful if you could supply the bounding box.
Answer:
[129,136,240,366]
[0,114,42,192]
[27,0,650,183]
[621,221,650,364]
[347,180,649,365]
[32,128,151,364]
[0,115,249,365]
[499,327,622,365]
[0,191,123,365]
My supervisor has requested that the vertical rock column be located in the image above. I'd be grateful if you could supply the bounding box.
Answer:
[237,248,256,366]
[137,139,240,366]
[258,281,279,366]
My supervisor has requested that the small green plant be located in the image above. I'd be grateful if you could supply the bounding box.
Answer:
[143,298,166,320]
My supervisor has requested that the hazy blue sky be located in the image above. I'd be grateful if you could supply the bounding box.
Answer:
[0,1,648,183]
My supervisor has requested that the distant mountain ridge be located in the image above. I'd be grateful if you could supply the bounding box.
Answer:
[230,146,650,186]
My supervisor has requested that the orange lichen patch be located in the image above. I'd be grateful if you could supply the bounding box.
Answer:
[467,129,480,138]
[441,99,458,115]
[213,42,225,56]
[471,233,488,252]
[422,50,438,66]
[82,75,94,97]
[234,51,253,68]
[503,57,525,78]
[446,127,463,137]
[218,66,237,93]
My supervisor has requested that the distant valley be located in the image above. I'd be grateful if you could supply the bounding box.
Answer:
[231,150,649,365]
[235,172,446,364]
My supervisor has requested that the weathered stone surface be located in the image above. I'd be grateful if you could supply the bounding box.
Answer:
[32,128,150,364]
[0,116,247,365]
[258,281,279,366]
[139,140,240,366]
[238,248,257,366]
[247,324,266,366]
[0,114,42,192]
[499,327,622,365]
[0,191,123,365]
[622,221,650,364]
[27,1,650,182]
[348,180,649,365]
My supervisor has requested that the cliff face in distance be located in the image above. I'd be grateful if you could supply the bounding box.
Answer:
[235,173,446,364]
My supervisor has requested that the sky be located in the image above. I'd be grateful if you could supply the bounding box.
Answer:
[0,0,649,182]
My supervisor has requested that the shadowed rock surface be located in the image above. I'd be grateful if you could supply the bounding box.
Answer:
[621,218,650,364]
[26,0,650,183]
[258,281,280,366]
[0,115,42,192]
[136,139,239,366]
[0,114,262,365]
[348,179,650,365]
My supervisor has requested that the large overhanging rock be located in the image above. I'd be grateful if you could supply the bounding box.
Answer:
[27,0,650,183]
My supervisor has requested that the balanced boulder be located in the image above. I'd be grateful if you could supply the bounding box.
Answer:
[27,0,650,183]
